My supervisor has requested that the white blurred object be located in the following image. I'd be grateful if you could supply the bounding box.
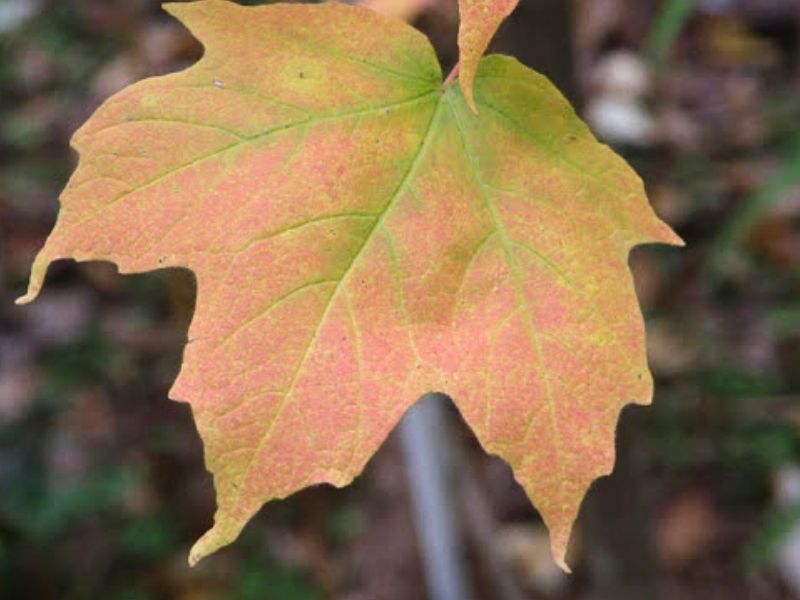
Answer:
[22,289,92,344]
[357,0,456,22]
[586,51,655,146]
[773,465,800,594]
[0,0,40,35]
[0,367,35,422]
[359,0,434,20]
[496,524,566,594]
[587,96,655,146]
[591,51,651,99]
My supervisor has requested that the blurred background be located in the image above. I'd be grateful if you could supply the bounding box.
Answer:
[1,0,800,598]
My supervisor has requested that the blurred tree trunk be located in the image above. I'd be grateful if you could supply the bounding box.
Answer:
[581,407,663,600]
[499,0,578,105]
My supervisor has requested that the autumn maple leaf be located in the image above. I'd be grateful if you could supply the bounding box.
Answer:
[18,0,681,570]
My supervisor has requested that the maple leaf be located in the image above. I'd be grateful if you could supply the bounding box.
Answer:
[18,0,681,570]
[457,0,520,111]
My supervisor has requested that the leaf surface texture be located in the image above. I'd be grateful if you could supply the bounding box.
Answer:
[19,0,681,569]
[457,0,520,110]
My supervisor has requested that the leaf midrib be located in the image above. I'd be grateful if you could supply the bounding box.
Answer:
[444,90,567,500]
[231,94,445,498]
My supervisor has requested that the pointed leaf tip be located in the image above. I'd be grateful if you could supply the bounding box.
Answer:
[17,251,53,305]
[556,556,573,574]
[457,0,520,110]
[15,294,34,306]
[188,544,206,568]
[551,534,574,574]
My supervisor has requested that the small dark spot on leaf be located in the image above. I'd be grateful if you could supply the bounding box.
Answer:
[566,133,577,142]
[298,71,305,79]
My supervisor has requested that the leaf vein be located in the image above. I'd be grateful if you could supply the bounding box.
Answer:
[231,95,443,498]
[67,90,439,236]
[445,92,567,500]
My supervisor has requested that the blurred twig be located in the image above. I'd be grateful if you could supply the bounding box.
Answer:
[400,395,474,600]
[643,0,694,64]
[454,437,531,600]
[710,132,800,275]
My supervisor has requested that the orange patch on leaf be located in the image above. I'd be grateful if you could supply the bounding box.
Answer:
[18,0,681,571]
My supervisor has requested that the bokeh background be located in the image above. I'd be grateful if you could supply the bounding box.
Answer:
[2,0,800,598]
